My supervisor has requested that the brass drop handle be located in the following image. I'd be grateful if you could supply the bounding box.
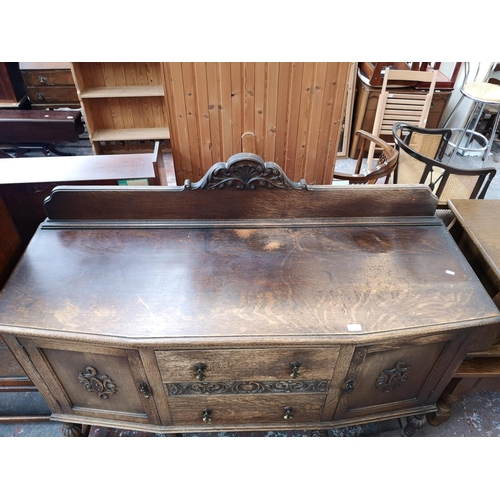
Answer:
[38,76,47,85]
[202,409,212,423]
[283,406,294,420]
[194,363,207,381]
[290,361,302,379]
[344,378,355,393]
[37,92,45,101]
[139,382,150,399]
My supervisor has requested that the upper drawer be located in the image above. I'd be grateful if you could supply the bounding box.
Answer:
[22,69,75,87]
[155,348,340,383]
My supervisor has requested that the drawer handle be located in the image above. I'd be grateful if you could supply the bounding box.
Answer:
[194,363,207,381]
[290,361,302,379]
[37,92,45,101]
[202,409,212,423]
[283,406,294,420]
[344,378,355,393]
[38,76,47,85]
[139,382,151,399]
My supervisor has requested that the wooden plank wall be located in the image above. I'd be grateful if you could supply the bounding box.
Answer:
[163,63,351,185]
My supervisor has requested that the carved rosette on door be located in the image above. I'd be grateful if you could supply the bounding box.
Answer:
[375,362,411,393]
[77,366,117,399]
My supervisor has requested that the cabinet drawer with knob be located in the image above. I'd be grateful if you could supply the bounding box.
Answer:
[26,87,78,106]
[167,394,326,426]
[155,348,340,384]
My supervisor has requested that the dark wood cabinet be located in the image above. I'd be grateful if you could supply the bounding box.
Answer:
[19,63,79,109]
[1,155,498,435]
[0,63,28,108]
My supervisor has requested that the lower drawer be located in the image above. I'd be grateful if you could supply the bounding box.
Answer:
[168,394,326,426]
[27,87,79,106]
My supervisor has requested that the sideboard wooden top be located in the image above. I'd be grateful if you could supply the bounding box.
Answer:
[0,202,498,343]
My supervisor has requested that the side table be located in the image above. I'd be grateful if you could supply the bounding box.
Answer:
[428,199,500,425]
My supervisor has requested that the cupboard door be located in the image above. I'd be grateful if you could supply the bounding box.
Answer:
[22,339,160,425]
[334,335,466,420]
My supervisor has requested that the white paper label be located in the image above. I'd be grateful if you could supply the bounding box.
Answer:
[347,324,363,332]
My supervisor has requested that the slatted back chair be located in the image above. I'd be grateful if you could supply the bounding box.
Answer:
[367,69,438,167]
[333,130,398,184]
[393,122,497,211]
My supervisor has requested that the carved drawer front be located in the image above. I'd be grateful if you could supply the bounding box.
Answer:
[21,339,160,425]
[334,335,465,420]
[156,348,340,383]
[168,394,325,426]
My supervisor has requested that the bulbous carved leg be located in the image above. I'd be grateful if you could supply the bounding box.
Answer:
[62,422,89,437]
[403,414,427,437]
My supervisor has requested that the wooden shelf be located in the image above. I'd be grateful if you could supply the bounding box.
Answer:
[93,127,170,142]
[80,86,165,99]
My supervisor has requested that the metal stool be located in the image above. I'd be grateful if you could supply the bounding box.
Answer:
[447,81,500,167]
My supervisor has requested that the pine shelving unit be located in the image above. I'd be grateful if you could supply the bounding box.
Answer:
[71,62,170,154]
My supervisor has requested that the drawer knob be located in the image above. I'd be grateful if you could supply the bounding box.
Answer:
[139,382,151,399]
[37,92,45,101]
[202,409,212,423]
[194,363,207,381]
[290,361,302,379]
[344,378,355,393]
[283,406,294,420]
[38,76,47,85]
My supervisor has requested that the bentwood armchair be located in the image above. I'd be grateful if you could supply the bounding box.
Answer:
[333,130,398,184]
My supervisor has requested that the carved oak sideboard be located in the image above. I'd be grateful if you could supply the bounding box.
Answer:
[0,154,499,436]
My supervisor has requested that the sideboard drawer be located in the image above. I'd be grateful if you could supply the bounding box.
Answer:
[156,348,340,383]
[168,394,326,425]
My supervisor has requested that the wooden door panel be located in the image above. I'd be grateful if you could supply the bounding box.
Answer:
[22,339,160,425]
[334,338,457,420]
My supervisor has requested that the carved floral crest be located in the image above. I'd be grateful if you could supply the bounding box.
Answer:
[185,153,307,191]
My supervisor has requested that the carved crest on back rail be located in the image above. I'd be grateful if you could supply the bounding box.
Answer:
[185,153,308,191]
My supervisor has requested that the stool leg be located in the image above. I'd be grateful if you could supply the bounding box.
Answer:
[465,102,485,148]
[449,101,481,164]
[482,104,500,167]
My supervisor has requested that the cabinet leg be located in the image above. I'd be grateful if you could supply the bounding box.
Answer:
[427,377,477,427]
[62,422,89,437]
[403,414,427,436]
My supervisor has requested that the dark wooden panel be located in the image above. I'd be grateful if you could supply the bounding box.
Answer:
[0,110,83,144]
[43,185,439,221]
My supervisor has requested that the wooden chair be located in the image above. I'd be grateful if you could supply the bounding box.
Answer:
[333,130,398,184]
[367,69,438,167]
[392,122,497,213]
